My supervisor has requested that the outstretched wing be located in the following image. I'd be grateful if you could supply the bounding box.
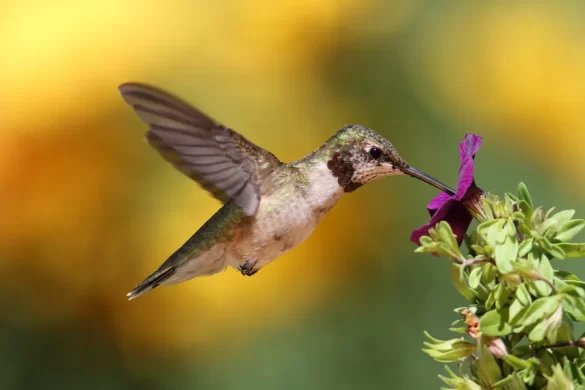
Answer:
[119,83,282,216]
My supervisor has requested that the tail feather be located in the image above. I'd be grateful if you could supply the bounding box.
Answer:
[126,267,176,300]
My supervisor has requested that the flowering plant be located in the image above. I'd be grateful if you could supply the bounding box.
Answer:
[414,135,585,389]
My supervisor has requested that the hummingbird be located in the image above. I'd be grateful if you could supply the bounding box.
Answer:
[119,83,455,300]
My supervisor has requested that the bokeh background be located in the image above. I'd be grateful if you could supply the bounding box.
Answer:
[2,1,585,389]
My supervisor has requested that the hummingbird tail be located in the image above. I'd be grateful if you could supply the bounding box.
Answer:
[126,267,176,300]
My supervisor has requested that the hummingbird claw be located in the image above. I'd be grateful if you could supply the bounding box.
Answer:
[239,261,258,276]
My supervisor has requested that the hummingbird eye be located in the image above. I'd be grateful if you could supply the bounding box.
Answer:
[369,147,382,160]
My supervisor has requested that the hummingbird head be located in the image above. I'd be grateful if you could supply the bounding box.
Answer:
[326,125,454,195]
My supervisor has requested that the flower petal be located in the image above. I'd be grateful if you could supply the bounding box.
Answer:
[412,199,473,245]
[456,134,482,199]
[411,133,483,246]
[427,192,452,215]
[459,134,483,163]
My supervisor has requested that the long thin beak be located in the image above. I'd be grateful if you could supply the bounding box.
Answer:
[401,166,455,196]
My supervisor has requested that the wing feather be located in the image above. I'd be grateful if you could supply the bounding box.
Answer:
[119,82,281,216]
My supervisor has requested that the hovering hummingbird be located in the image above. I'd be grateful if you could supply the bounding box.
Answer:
[119,83,455,300]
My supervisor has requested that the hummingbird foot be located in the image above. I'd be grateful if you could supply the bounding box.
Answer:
[239,261,258,276]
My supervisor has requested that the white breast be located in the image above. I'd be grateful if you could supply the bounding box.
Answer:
[304,161,346,211]
[227,162,344,270]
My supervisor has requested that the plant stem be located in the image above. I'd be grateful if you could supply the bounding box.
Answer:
[537,339,584,351]
[457,257,493,267]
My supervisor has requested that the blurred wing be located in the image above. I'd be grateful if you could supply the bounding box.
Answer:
[119,82,282,216]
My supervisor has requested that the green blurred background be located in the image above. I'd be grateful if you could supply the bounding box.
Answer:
[2,1,585,389]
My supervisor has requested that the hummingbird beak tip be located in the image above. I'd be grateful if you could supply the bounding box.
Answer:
[401,166,455,195]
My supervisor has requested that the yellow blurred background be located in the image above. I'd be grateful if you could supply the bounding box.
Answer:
[2,1,585,389]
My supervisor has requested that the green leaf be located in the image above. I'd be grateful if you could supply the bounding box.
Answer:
[535,350,556,377]
[516,284,532,306]
[482,196,496,221]
[555,270,585,280]
[575,359,585,385]
[511,262,540,282]
[526,282,540,300]
[496,374,528,389]
[518,183,533,209]
[422,332,477,363]
[534,255,554,297]
[564,279,585,290]
[518,238,534,257]
[504,355,532,370]
[480,309,513,336]
[505,218,517,237]
[450,264,475,301]
[558,243,585,258]
[507,192,519,202]
[439,366,483,390]
[519,223,532,239]
[532,207,543,224]
[562,295,585,322]
[423,347,476,363]
[527,320,548,342]
[495,235,519,273]
[495,221,510,245]
[510,344,530,356]
[544,364,574,389]
[478,219,500,238]
[495,283,512,310]
[472,282,491,301]
[512,214,525,226]
[556,219,585,242]
[419,236,433,245]
[492,199,507,219]
[490,375,519,389]
[538,238,566,260]
[545,207,557,220]
[526,251,539,268]
[527,307,562,342]
[508,333,525,348]
[469,267,483,290]
[437,221,461,255]
[423,330,448,344]
[553,278,569,292]
[540,220,559,240]
[481,263,498,285]
[559,285,585,298]
[471,244,486,257]
[477,343,503,387]
[520,367,538,387]
[557,321,575,343]
[416,223,466,260]
[415,239,450,257]
[485,289,496,310]
[550,209,576,226]
[509,299,528,326]
[479,220,512,253]
[518,200,533,223]
[517,296,562,330]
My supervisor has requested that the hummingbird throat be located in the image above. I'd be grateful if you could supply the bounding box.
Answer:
[326,150,362,193]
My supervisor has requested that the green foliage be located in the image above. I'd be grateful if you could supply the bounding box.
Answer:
[416,183,585,389]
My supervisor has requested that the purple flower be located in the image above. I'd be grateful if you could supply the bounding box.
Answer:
[411,134,484,245]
